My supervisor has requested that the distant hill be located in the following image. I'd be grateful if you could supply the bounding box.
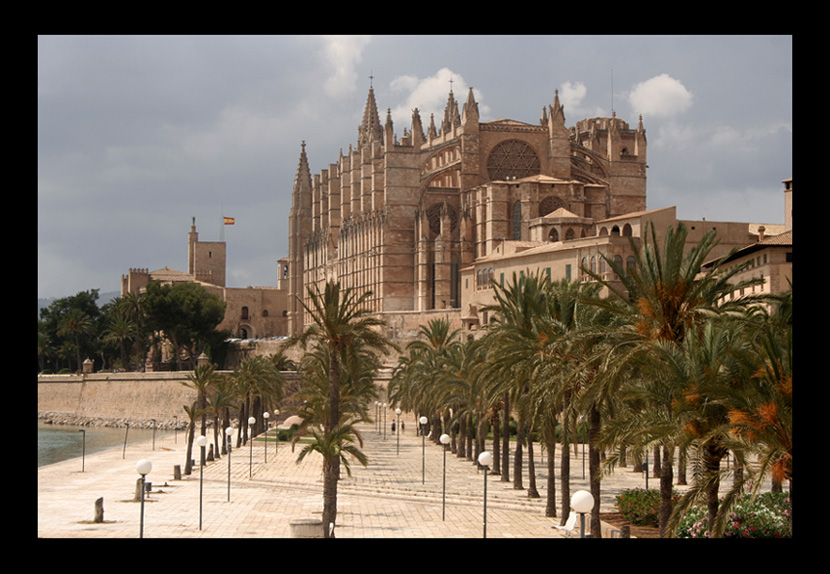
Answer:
[38,290,121,317]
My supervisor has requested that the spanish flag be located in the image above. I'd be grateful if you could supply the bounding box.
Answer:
[223,217,235,225]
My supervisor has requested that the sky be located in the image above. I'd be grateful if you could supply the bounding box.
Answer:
[37,35,792,300]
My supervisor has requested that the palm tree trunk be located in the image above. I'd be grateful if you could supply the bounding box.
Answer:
[705,443,724,537]
[526,423,539,498]
[513,415,524,490]
[491,414,501,475]
[588,404,602,538]
[546,437,557,517]
[324,347,341,538]
[322,457,339,538]
[560,393,571,523]
[501,393,510,482]
[658,442,674,538]
[184,422,196,475]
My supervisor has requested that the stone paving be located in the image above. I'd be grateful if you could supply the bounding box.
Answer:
[38,415,672,538]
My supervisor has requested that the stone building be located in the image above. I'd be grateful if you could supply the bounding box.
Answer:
[122,218,289,342]
[286,85,651,336]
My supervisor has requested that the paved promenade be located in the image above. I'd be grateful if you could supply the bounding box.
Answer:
[38,417,667,538]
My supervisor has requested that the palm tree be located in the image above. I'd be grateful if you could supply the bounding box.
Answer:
[184,363,220,469]
[102,314,136,370]
[57,308,95,372]
[285,281,396,537]
[232,355,285,442]
[482,271,550,494]
[206,374,236,458]
[590,221,763,536]
[182,400,206,475]
[118,292,148,370]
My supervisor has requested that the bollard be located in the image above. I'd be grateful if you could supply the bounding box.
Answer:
[173,465,182,480]
[94,497,104,523]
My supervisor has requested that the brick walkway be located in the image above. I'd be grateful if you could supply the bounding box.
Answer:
[38,416,670,538]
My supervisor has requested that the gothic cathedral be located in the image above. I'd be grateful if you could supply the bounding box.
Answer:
[286,85,647,334]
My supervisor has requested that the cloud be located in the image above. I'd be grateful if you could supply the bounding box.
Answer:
[388,68,489,128]
[321,35,372,99]
[557,80,605,119]
[628,73,693,118]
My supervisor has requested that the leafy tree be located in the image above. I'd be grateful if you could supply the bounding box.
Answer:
[142,281,226,370]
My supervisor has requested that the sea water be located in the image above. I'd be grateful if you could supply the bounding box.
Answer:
[37,422,165,467]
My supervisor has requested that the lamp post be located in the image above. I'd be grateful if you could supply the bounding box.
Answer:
[151,418,156,451]
[122,423,130,459]
[395,409,401,460]
[174,415,178,443]
[226,426,235,501]
[262,412,270,463]
[273,409,280,454]
[196,435,207,530]
[136,459,152,538]
[440,433,450,520]
[248,416,256,478]
[571,490,595,538]
[419,416,428,484]
[78,429,86,472]
[383,403,388,440]
[478,451,493,538]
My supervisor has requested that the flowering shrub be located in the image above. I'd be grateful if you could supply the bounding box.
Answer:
[615,488,680,528]
[675,492,791,538]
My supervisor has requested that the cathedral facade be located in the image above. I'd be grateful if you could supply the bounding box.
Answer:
[286,85,648,334]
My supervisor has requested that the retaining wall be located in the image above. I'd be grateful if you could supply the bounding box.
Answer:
[38,372,199,426]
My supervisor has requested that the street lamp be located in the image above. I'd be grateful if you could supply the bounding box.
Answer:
[151,418,156,451]
[225,426,236,501]
[440,433,450,520]
[478,451,493,538]
[78,429,86,472]
[136,458,152,538]
[383,403,388,439]
[571,490,595,538]
[122,423,130,459]
[248,416,256,478]
[262,411,270,463]
[419,416,428,484]
[395,408,402,455]
[196,435,207,530]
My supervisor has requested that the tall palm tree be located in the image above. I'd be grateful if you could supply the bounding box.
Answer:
[590,221,762,536]
[182,401,206,476]
[57,308,95,372]
[102,314,136,370]
[206,374,236,457]
[118,292,148,370]
[184,363,220,470]
[232,355,285,440]
[285,281,396,537]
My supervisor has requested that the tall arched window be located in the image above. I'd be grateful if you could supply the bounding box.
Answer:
[512,201,522,240]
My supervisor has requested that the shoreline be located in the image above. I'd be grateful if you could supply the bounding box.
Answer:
[39,411,189,431]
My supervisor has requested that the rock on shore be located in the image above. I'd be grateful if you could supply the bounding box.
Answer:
[38,411,189,430]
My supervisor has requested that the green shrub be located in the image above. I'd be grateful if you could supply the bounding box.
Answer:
[615,488,681,528]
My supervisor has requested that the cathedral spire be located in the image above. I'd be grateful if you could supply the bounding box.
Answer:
[441,86,461,135]
[358,85,384,148]
[292,141,313,205]
[462,86,479,128]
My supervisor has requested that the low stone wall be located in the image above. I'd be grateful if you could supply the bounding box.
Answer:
[38,372,199,427]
